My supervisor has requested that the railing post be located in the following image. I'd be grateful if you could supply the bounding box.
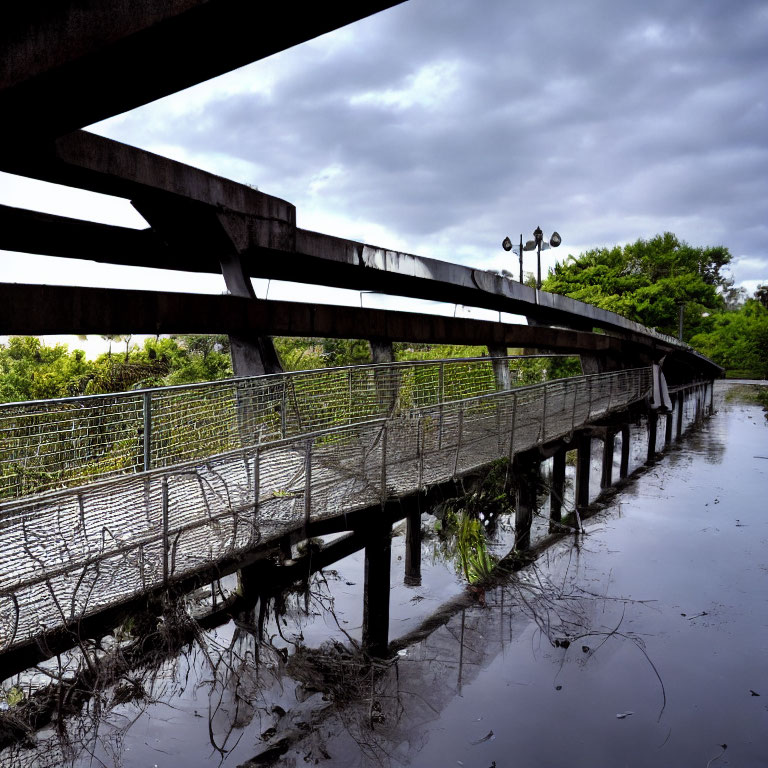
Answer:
[608,373,616,412]
[417,417,424,492]
[252,447,260,545]
[280,379,287,439]
[438,361,445,449]
[507,393,518,463]
[571,379,578,430]
[143,391,152,472]
[380,423,388,505]
[161,476,169,584]
[676,391,684,441]
[304,440,312,534]
[539,386,548,444]
[453,403,464,478]
[348,368,354,424]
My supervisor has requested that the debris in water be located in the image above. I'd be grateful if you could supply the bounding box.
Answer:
[581,645,590,653]
[686,612,708,620]
[470,731,495,745]
[705,744,728,768]
[750,690,760,696]
[555,685,563,691]
[397,649,408,657]
[616,711,634,719]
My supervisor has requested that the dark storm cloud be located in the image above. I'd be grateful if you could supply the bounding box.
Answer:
[98,0,768,284]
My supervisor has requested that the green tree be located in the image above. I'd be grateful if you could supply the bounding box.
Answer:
[542,232,731,340]
[690,299,768,379]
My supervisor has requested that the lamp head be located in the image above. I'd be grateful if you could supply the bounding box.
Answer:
[502,237,513,252]
[533,226,543,245]
[550,231,562,247]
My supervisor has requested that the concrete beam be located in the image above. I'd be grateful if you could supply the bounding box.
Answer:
[0,133,682,350]
[1,1,406,141]
[0,283,632,354]
[1,132,296,236]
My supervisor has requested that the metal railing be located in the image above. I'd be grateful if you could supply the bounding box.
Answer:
[0,355,575,501]
[0,366,652,653]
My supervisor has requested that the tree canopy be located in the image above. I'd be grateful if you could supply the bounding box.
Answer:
[542,232,731,339]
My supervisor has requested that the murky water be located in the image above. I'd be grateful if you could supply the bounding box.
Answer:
[2,382,766,767]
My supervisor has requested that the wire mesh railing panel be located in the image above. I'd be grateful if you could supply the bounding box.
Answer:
[0,356,578,502]
[0,394,145,498]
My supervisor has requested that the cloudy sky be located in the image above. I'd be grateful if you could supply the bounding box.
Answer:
[1,0,767,354]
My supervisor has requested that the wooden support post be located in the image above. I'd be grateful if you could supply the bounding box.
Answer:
[576,432,591,513]
[550,447,566,532]
[646,411,658,464]
[404,505,422,586]
[676,392,684,441]
[709,381,714,414]
[619,424,630,479]
[513,454,538,550]
[363,518,392,657]
[600,430,614,489]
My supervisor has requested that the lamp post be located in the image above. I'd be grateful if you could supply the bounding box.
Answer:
[502,227,561,289]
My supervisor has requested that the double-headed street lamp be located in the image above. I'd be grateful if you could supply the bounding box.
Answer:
[503,227,561,289]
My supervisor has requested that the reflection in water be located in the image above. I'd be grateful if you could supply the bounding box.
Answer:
[0,543,665,768]
[2,382,765,767]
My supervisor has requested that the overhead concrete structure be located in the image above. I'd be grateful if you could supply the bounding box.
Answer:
[0,0,723,384]
[1,1,406,142]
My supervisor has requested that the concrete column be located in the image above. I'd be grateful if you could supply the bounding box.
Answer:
[513,455,538,550]
[370,340,399,415]
[619,424,630,479]
[676,392,684,440]
[404,506,422,586]
[664,408,674,447]
[550,447,566,532]
[132,199,282,377]
[363,519,392,657]
[488,344,512,391]
[600,431,614,489]
[576,432,591,512]
[646,411,658,464]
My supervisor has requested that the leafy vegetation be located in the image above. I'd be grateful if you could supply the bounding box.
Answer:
[542,232,767,378]
[542,232,731,340]
[0,335,233,403]
[690,299,768,379]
